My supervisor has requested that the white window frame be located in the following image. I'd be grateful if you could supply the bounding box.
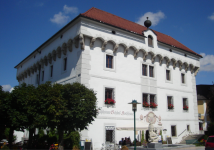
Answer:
[165,67,173,84]
[104,53,116,72]
[141,62,156,80]
[142,93,157,110]
[103,85,116,108]
[171,125,177,138]
[148,35,154,48]
[166,95,174,112]
[181,72,187,86]
[61,55,68,74]
[182,97,189,112]
[187,124,190,132]
[50,65,53,79]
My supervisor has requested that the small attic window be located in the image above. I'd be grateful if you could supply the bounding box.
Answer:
[112,31,116,34]
[170,49,172,52]
[148,35,153,47]
[184,54,187,57]
[60,35,63,38]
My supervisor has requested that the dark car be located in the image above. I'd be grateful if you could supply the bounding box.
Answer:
[205,136,214,150]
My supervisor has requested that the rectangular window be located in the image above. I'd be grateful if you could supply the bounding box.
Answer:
[106,130,113,142]
[50,65,53,77]
[181,73,185,83]
[42,71,44,81]
[166,70,170,80]
[36,74,39,84]
[106,55,113,68]
[167,96,174,109]
[171,125,177,137]
[105,88,115,104]
[187,125,190,131]
[150,95,155,103]
[148,36,153,47]
[149,66,154,77]
[183,98,188,110]
[143,94,148,103]
[64,58,67,71]
[142,64,147,76]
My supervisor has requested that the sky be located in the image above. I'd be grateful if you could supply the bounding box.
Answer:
[0,0,214,91]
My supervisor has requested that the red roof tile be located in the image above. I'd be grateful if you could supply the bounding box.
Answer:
[81,7,201,57]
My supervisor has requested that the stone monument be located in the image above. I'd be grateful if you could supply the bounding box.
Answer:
[148,123,158,143]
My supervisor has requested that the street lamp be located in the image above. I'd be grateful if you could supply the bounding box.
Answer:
[128,100,141,150]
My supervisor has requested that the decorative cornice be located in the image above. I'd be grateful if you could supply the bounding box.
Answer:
[67,39,73,52]
[62,42,67,55]
[101,40,107,50]
[90,37,96,48]
[79,34,85,50]
[16,34,200,80]
[113,44,119,53]
[57,46,61,58]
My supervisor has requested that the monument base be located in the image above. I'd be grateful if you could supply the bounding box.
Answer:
[147,143,163,148]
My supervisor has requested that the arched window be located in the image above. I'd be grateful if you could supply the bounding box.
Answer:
[148,35,153,47]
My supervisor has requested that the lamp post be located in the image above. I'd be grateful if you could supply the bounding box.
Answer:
[128,100,141,150]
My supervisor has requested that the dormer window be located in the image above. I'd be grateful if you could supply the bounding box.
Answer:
[148,35,153,47]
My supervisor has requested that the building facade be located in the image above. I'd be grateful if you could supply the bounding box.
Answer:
[15,8,202,148]
[197,85,212,133]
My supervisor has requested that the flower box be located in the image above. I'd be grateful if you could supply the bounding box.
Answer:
[168,104,174,109]
[183,105,188,110]
[150,102,158,108]
[143,102,150,107]
[104,98,116,104]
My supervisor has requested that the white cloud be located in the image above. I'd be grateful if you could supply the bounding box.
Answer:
[199,53,214,72]
[50,12,70,26]
[50,5,78,26]
[63,5,78,14]
[2,84,12,92]
[136,11,165,26]
[208,13,214,20]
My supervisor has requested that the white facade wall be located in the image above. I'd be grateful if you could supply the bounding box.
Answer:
[15,18,201,147]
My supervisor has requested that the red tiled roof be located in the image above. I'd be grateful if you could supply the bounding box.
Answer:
[81,7,201,57]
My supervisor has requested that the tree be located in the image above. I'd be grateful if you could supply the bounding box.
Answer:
[0,86,10,141]
[208,84,214,122]
[7,83,38,149]
[37,82,98,150]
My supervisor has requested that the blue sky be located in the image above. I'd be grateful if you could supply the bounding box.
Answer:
[0,0,214,91]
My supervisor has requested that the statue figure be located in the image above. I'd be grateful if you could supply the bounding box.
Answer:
[148,123,158,143]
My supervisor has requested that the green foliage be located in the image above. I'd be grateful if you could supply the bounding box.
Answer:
[64,131,80,149]
[160,130,163,141]
[141,131,144,143]
[2,145,9,149]
[0,82,97,149]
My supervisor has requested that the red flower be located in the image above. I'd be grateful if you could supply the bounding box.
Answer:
[104,98,116,104]
[150,102,158,108]
[143,102,150,107]
[183,105,188,110]
[168,104,174,109]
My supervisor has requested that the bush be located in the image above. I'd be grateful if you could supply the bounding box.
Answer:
[64,131,80,149]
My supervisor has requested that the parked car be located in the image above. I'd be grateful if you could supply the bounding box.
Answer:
[205,136,214,150]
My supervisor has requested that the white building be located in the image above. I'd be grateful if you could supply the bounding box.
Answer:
[15,7,202,147]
